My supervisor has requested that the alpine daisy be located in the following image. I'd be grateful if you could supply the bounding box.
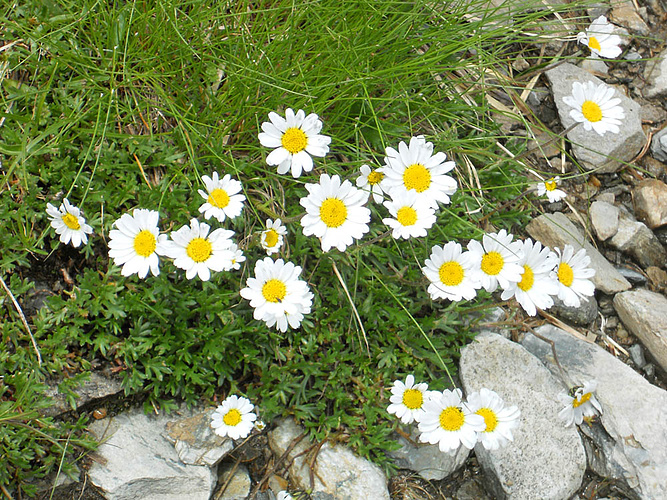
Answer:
[46,198,93,248]
[210,395,257,439]
[562,81,625,136]
[258,108,331,178]
[558,380,602,427]
[277,492,294,500]
[387,375,431,424]
[356,164,387,203]
[577,16,622,59]
[260,218,287,255]
[300,174,371,252]
[198,172,245,223]
[240,257,314,332]
[537,177,567,203]
[165,218,235,281]
[467,230,524,293]
[466,388,521,450]
[108,209,169,278]
[225,243,246,271]
[422,241,481,301]
[552,245,596,308]
[382,190,436,240]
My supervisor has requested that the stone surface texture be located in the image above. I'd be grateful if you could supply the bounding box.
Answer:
[610,0,650,35]
[522,325,667,500]
[609,212,667,268]
[633,179,667,229]
[546,63,646,173]
[88,408,215,500]
[549,295,598,326]
[643,48,667,98]
[526,212,631,294]
[217,464,251,500]
[42,372,123,417]
[614,289,667,372]
[460,333,586,500]
[164,409,233,467]
[589,200,620,241]
[650,128,667,163]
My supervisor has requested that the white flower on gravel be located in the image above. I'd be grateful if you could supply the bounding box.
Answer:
[387,375,430,424]
[418,388,485,453]
[198,172,245,223]
[466,388,521,450]
[240,257,313,332]
[277,492,294,500]
[537,176,567,203]
[258,108,331,178]
[165,219,235,281]
[300,174,371,252]
[210,395,257,439]
[562,81,625,136]
[108,209,169,278]
[577,16,622,59]
[380,136,457,208]
[260,218,287,255]
[225,243,246,271]
[558,380,602,427]
[500,238,559,316]
[467,230,524,293]
[422,241,481,301]
[382,190,436,240]
[46,198,93,248]
[356,164,388,204]
[552,245,595,308]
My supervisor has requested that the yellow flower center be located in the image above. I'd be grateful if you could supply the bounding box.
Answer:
[133,230,157,257]
[396,206,417,227]
[481,251,504,276]
[557,262,574,287]
[367,171,384,185]
[208,188,230,209]
[263,228,279,248]
[186,237,212,263]
[439,406,464,431]
[62,213,81,230]
[262,278,287,303]
[581,100,603,123]
[320,198,348,228]
[572,392,592,408]
[476,407,498,432]
[517,264,534,292]
[281,127,308,154]
[438,261,464,286]
[403,164,431,193]
[402,388,423,410]
[223,408,242,426]
[588,36,601,52]
[544,178,557,192]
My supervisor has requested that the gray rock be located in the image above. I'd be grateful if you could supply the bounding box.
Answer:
[633,179,667,229]
[522,325,667,500]
[268,418,389,500]
[643,49,667,98]
[628,344,647,368]
[455,478,492,500]
[614,289,667,372]
[640,103,667,124]
[550,294,598,326]
[88,407,216,500]
[526,212,631,294]
[460,333,586,500]
[616,266,648,286]
[650,129,667,163]
[610,0,650,35]
[43,372,123,417]
[545,63,646,173]
[580,58,609,76]
[164,409,233,467]
[217,464,251,500]
[589,200,620,241]
[609,212,667,268]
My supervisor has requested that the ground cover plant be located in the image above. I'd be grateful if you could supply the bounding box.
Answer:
[0,0,598,495]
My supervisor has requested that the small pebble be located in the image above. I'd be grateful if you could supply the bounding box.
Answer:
[629,344,647,368]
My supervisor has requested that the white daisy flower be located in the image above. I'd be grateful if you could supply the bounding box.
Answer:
[198,172,245,223]
[552,245,596,308]
[422,242,481,302]
[260,218,287,255]
[210,395,257,439]
[380,136,457,208]
[258,108,331,178]
[356,164,388,204]
[46,198,93,248]
[577,16,622,59]
[382,190,436,240]
[108,209,169,279]
[225,243,246,271]
[300,174,371,252]
[500,239,559,316]
[418,388,485,453]
[558,380,602,427]
[277,492,294,500]
[562,81,625,136]
[239,257,314,332]
[466,388,521,451]
[536,177,567,203]
[387,375,430,424]
[165,219,235,281]
[467,230,524,293]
